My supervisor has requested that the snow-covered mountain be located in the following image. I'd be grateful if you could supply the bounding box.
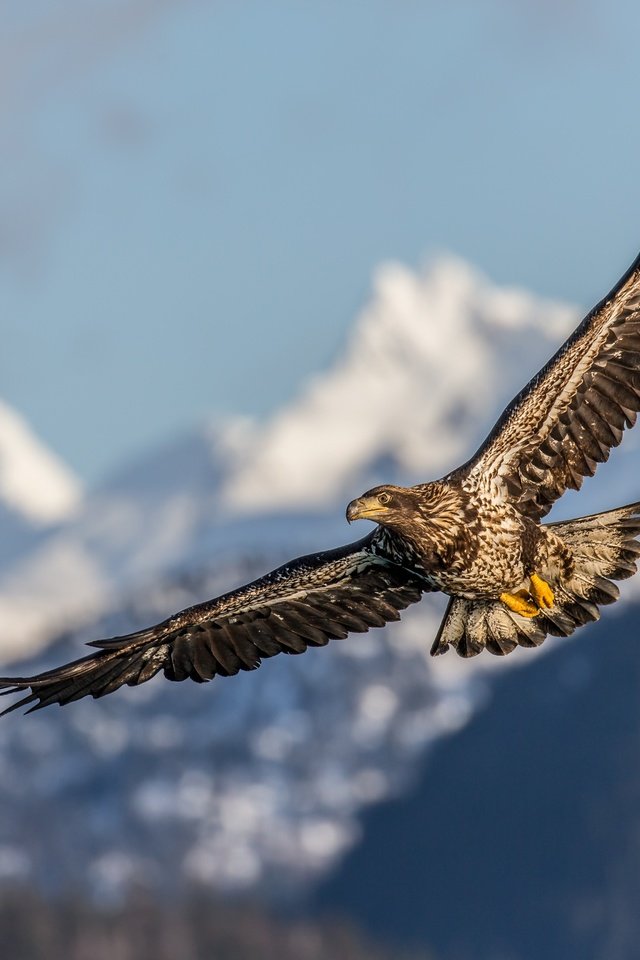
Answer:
[0,256,584,658]
[1,255,638,660]
[0,255,638,902]
[0,401,81,567]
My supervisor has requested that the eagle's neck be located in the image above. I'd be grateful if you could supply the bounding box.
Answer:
[413,483,467,554]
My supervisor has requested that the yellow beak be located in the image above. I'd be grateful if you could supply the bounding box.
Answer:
[346,497,390,524]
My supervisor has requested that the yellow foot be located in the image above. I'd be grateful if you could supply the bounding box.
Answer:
[500,590,540,618]
[530,572,554,609]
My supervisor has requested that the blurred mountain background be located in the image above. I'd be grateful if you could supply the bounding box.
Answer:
[1,2,640,958]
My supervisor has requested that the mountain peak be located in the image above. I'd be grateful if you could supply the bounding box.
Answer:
[0,400,81,526]
[222,256,577,514]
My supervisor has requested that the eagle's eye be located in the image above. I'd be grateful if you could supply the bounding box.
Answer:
[378,492,391,505]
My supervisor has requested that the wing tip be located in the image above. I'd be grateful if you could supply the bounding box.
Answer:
[0,690,39,717]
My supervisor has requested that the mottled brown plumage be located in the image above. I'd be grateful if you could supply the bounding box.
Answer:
[2,251,640,713]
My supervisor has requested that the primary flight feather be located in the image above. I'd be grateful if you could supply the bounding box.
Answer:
[2,252,640,713]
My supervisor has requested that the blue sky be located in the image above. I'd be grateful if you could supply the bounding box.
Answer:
[1,0,640,485]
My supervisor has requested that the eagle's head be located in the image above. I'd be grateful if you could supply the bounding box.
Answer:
[346,484,422,527]
[346,482,465,543]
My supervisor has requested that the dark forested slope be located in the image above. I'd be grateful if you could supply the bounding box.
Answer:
[315,603,640,960]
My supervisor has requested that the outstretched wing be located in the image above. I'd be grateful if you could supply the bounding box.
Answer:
[0,535,428,715]
[457,251,640,520]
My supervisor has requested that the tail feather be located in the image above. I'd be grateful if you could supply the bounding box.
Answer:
[431,596,546,658]
[432,501,640,658]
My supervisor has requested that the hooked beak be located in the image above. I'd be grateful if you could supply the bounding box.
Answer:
[346,496,389,524]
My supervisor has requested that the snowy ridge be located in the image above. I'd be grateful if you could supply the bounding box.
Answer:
[0,422,230,659]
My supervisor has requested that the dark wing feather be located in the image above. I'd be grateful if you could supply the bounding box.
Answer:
[456,252,640,520]
[0,535,428,714]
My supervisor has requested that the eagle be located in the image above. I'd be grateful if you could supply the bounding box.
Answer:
[2,252,640,715]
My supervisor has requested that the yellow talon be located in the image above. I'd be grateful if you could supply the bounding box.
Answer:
[530,573,554,609]
[500,574,554,618]
[500,590,540,618]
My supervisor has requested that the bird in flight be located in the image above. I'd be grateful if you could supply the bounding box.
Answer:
[2,253,640,715]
